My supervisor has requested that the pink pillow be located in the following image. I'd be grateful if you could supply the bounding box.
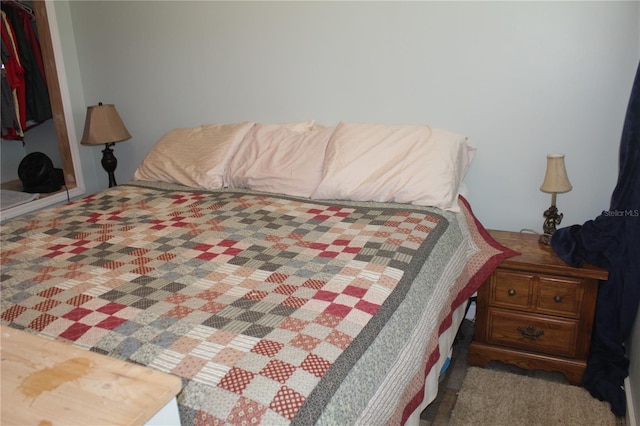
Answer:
[226,124,334,197]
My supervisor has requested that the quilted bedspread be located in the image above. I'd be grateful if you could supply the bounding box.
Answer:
[0,182,511,425]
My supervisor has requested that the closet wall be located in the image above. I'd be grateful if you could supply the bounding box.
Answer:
[1,0,63,185]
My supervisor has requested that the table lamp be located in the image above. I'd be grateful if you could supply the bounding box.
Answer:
[81,102,131,187]
[539,153,572,244]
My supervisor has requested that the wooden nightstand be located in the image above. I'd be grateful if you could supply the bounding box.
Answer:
[468,230,608,385]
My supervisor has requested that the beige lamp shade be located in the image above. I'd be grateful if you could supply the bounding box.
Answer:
[81,103,131,146]
[540,153,572,194]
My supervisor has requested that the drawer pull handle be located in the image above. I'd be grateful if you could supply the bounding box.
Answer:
[507,289,516,296]
[554,295,563,303]
[518,325,544,340]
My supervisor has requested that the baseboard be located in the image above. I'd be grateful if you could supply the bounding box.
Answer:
[626,377,637,426]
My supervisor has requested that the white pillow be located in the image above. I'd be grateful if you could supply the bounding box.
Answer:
[226,123,334,197]
[311,122,475,211]
[133,121,256,188]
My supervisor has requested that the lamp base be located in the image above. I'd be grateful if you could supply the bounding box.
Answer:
[540,204,563,245]
[539,233,552,245]
[101,143,118,188]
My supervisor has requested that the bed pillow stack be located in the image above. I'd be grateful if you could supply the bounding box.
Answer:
[134,120,474,212]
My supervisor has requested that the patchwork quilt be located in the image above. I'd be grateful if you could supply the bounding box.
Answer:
[0,182,511,425]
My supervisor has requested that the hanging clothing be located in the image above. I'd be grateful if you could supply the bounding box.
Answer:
[1,9,25,139]
[2,3,50,123]
[0,1,51,140]
[551,61,640,417]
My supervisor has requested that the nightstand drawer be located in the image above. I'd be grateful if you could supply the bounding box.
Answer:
[489,270,584,319]
[486,308,578,358]
[536,276,584,318]
[491,270,534,309]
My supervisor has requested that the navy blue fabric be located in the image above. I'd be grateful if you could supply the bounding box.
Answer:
[551,61,640,417]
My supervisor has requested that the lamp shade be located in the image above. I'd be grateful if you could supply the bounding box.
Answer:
[81,103,131,146]
[540,153,572,193]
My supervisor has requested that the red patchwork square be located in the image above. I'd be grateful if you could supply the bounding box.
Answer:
[244,290,268,301]
[32,273,54,283]
[279,317,307,332]
[32,299,61,312]
[129,247,150,256]
[301,353,331,378]
[318,251,339,258]
[29,313,57,331]
[166,305,194,319]
[193,411,224,426]
[314,290,338,302]
[416,223,435,233]
[251,340,284,357]
[227,397,266,425]
[158,252,177,262]
[196,289,222,301]
[302,279,325,289]
[324,303,351,318]
[343,285,367,298]
[97,302,126,315]
[37,287,64,298]
[325,329,352,350]
[266,273,288,284]
[130,256,152,265]
[218,239,238,247]
[200,301,226,314]
[131,265,153,275]
[269,386,305,420]
[95,316,127,330]
[63,307,92,321]
[103,261,125,270]
[165,293,189,304]
[218,367,255,395]
[314,313,341,328]
[355,299,379,315]
[1,305,26,321]
[408,234,425,244]
[260,359,296,384]
[66,294,92,306]
[274,284,297,295]
[60,322,91,341]
[290,334,321,351]
[281,296,307,309]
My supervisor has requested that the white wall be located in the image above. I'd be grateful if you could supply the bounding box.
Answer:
[53,1,640,421]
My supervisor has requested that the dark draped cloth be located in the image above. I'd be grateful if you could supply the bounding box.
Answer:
[551,61,640,417]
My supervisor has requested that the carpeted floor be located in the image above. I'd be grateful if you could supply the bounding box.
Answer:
[419,319,625,426]
[450,367,617,425]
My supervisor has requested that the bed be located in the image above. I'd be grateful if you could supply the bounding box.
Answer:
[0,120,515,425]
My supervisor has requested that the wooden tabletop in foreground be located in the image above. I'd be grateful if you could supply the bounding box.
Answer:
[1,325,182,426]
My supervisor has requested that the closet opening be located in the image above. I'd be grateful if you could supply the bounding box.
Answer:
[1,0,84,219]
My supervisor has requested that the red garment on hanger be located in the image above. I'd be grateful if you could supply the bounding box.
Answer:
[1,10,26,139]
